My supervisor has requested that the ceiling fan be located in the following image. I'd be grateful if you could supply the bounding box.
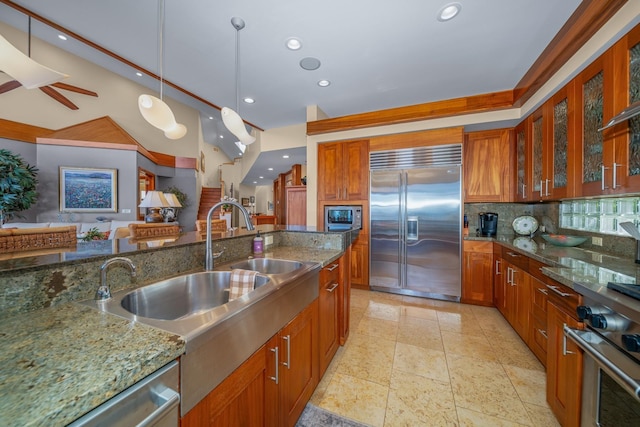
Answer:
[0,78,98,110]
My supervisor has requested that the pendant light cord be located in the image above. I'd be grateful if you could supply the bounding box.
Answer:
[158,0,165,100]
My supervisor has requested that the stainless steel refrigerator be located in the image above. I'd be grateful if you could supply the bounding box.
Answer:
[369,144,462,301]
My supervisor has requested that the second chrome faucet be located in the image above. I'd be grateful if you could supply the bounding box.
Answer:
[95,257,136,301]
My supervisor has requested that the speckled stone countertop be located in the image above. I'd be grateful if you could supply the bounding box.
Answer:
[0,244,343,427]
[0,303,185,427]
[466,234,640,321]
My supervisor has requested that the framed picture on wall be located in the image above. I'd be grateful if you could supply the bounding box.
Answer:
[59,167,118,212]
[241,197,250,207]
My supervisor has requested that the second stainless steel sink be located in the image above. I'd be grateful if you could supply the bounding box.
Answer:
[120,271,270,320]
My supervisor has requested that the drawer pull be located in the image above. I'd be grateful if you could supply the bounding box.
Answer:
[326,263,339,271]
[537,328,548,339]
[536,287,549,295]
[547,285,572,297]
[326,282,339,293]
[269,346,279,384]
[495,260,501,274]
[506,251,520,258]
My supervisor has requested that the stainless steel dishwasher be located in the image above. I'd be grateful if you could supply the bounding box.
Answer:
[67,361,180,427]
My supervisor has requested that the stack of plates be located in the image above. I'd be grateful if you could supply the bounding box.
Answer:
[513,215,539,236]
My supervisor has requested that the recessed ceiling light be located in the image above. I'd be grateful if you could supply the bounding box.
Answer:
[300,57,321,71]
[58,34,67,41]
[219,135,224,138]
[268,167,274,171]
[253,181,257,184]
[259,176,264,179]
[286,37,302,50]
[283,155,290,159]
[318,80,330,87]
[437,2,462,21]
[243,97,255,104]
[209,116,214,120]
[135,72,143,77]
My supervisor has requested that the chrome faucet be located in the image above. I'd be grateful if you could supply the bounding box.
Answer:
[95,257,136,300]
[205,200,255,271]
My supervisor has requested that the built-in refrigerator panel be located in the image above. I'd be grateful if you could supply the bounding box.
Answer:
[369,144,462,302]
[404,167,461,299]
[369,171,402,290]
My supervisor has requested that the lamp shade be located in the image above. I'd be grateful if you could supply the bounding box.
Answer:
[138,190,169,208]
[138,94,187,139]
[0,34,68,89]
[163,192,182,207]
[221,107,256,145]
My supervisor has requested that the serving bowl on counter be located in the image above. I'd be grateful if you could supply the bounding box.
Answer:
[541,234,588,247]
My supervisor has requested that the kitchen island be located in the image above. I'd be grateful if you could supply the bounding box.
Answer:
[0,228,354,427]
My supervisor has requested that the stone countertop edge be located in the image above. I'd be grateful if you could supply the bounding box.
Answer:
[0,245,343,427]
[465,234,640,304]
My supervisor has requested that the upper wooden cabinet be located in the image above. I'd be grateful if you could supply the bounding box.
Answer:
[317,139,369,201]
[463,129,513,202]
[514,122,529,201]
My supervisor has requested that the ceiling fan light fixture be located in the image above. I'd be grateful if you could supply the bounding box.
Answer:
[0,34,67,89]
[286,37,302,50]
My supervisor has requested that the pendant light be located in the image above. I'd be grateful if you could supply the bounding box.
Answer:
[0,17,67,89]
[138,0,186,140]
[221,17,256,145]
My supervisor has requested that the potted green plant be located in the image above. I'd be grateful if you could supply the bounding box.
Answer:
[0,149,38,224]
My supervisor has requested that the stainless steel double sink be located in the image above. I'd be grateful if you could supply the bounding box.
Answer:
[80,257,321,415]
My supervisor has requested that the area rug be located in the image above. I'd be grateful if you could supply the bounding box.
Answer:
[295,403,373,427]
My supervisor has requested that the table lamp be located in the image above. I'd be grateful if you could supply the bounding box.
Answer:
[138,191,169,223]
[162,192,183,222]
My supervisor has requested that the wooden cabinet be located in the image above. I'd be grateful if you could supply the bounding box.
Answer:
[514,122,529,201]
[462,240,494,305]
[349,234,369,289]
[317,139,369,201]
[318,261,340,377]
[183,301,318,427]
[285,186,306,226]
[339,247,351,345]
[495,248,530,342]
[529,276,549,366]
[181,342,275,426]
[463,129,513,202]
[273,301,319,427]
[547,297,583,427]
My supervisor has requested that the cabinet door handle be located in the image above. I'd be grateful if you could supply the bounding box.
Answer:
[540,180,544,198]
[495,259,501,275]
[327,263,339,271]
[613,162,620,189]
[506,267,512,285]
[522,183,526,198]
[547,285,571,297]
[282,335,291,370]
[562,324,576,355]
[538,328,548,339]
[327,282,339,292]
[269,346,279,384]
[537,287,549,295]
[602,165,610,191]
[545,179,550,197]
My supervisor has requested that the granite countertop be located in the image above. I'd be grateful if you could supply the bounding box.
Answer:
[0,245,342,427]
[466,234,640,321]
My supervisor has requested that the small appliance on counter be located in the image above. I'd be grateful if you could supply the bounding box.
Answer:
[478,212,498,237]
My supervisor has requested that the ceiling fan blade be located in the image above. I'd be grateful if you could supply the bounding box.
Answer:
[0,80,22,94]
[51,82,98,97]
[39,86,79,110]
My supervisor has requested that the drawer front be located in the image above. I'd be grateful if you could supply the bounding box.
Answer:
[501,247,529,271]
[321,262,340,287]
[545,279,582,319]
[531,277,548,317]
[528,258,549,282]
[531,315,548,354]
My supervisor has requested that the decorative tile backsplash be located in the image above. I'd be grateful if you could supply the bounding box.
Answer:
[560,197,640,236]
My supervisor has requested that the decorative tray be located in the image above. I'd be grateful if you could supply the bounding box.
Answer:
[512,215,539,236]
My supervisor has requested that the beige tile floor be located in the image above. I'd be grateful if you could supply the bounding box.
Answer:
[310,289,561,427]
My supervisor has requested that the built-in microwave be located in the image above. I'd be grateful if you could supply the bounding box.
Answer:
[324,205,362,231]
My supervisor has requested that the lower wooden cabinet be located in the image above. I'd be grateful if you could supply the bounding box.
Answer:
[318,261,340,377]
[547,299,583,427]
[528,276,549,365]
[182,300,319,427]
[350,234,369,289]
[339,247,351,345]
[462,241,494,305]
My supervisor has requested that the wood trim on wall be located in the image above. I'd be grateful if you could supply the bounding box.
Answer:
[307,0,628,135]
[369,127,464,152]
[307,91,514,136]
[0,118,53,143]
